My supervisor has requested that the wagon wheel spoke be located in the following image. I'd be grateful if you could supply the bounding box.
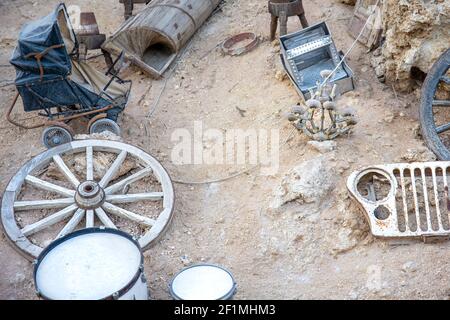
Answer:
[99,150,127,188]
[14,198,74,211]
[86,146,94,181]
[102,202,156,226]
[2,140,174,259]
[86,209,94,227]
[94,207,117,229]
[25,175,75,197]
[440,76,450,85]
[432,100,450,106]
[436,122,450,134]
[419,49,450,160]
[52,154,80,188]
[56,208,85,239]
[105,167,153,195]
[105,192,164,203]
[21,204,78,236]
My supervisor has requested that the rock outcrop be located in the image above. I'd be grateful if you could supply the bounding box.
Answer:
[378,0,450,91]
[270,155,336,209]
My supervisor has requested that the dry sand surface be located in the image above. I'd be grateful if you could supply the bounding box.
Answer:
[0,0,449,300]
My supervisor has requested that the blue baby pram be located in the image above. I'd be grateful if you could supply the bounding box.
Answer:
[7,3,131,148]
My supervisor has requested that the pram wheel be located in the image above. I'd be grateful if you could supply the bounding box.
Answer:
[89,118,121,136]
[42,124,73,149]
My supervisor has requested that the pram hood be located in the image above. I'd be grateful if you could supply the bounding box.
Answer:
[10,3,76,85]
[9,3,131,116]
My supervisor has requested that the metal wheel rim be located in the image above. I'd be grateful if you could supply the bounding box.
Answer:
[42,126,73,149]
[89,118,121,136]
[1,139,175,260]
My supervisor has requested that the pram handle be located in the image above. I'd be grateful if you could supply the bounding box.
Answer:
[5,92,44,129]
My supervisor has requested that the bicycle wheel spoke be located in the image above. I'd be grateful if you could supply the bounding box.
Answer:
[102,202,155,226]
[104,167,153,195]
[94,207,117,229]
[106,192,164,204]
[56,208,85,239]
[53,154,80,188]
[14,198,74,211]
[99,150,127,188]
[21,204,78,236]
[86,146,94,181]
[25,175,75,197]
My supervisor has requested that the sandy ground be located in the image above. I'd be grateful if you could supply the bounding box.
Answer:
[1,0,450,300]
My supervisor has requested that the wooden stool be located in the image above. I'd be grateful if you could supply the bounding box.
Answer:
[120,0,151,20]
[268,0,309,41]
[76,12,114,68]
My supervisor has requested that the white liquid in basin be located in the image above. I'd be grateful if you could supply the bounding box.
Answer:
[171,265,234,300]
[36,233,141,300]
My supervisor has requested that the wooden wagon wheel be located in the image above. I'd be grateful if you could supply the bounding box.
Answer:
[420,48,450,160]
[1,139,175,260]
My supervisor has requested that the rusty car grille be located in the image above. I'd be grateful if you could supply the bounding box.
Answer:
[347,162,450,240]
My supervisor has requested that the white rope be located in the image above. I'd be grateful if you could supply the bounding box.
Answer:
[322,0,381,86]
[165,2,382,185]
[172,128,297,185]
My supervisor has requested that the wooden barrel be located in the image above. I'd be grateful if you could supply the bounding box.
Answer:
[103,0,221,78]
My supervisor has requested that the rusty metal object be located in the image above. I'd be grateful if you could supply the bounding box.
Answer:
[87,113,108,132]
[287,70,357,141]
[46,121,75,136]
[348,0,382,50]
[119,0,151,20]
[347,161,450,241]
[268,0,308,41]
[6,92,43,130]
[222,33,259,56]
[9,4,131,150]
[6,91,115,130]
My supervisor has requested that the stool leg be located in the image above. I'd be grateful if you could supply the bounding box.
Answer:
[298,13,309,28]
[270,15,278,41]
[102,49,114,71]
[79,43,88,61]
[124,0,133,20]
[279,11,287,37]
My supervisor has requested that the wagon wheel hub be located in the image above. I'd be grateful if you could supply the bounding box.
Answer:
[1,139,175,260]
[75,181,105,210]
